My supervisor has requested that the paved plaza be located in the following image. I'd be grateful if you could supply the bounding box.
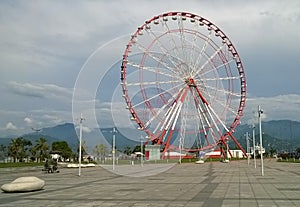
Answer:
[0,159,299,207]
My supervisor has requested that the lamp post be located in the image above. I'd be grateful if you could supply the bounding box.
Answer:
[246,132,250,165]
[78,113,84,176]
[112,127,116,171]
[140,135,143,167]
[258,105,264,176]
[252,124,257,168]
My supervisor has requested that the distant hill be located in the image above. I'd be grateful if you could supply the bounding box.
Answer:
[231,120,300,152]
[0,120,299,153]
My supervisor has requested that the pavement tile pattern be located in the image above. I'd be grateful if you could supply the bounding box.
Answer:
[0,159,299,207]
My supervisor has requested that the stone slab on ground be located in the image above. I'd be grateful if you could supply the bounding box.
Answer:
[1,176,45,193]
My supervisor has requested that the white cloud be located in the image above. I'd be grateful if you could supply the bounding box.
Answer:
[24,117,33,125]
[5,122,17,130]
[242,94,300,125]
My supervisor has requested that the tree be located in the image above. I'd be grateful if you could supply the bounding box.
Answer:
[0,144,7,161]
[77,140,88,157]
[124,146,132,155]
[132,145,144,154]
[269,147,277,157]
[93,144,108,161]
[32,137,49,162]
[8,137,32,162]
[52,141,72,161]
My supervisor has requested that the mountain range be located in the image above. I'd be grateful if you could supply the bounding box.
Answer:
[0,120,299,153]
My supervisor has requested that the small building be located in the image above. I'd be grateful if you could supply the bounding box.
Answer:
[145,145,160,161]
[49,151,61,160]
[205,148,245,159]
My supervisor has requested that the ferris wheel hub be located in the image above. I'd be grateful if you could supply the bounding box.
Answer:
[184,78,196,87]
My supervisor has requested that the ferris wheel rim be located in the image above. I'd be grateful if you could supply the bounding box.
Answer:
[120,11,246,151]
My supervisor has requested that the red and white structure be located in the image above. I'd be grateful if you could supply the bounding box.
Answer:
[120,12,247,159]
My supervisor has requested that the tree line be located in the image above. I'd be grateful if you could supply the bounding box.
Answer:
[0,137,73,163]
[0,137,146,163]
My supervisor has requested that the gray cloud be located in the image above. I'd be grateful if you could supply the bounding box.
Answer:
[6,81,72,100]
[0,0,299,137]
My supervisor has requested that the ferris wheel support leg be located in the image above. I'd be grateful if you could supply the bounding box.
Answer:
[227,131,247,157]
[161,130,174,160]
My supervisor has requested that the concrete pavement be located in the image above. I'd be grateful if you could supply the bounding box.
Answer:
[0,159,299,207]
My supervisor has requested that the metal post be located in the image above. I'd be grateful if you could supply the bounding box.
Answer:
[246,132,250,165]
[179,136,182,164]
[140,135,143,167]
[258,105,264,176]
[252,124,256,168]
[112,127,116,171]
[78,113,83,176]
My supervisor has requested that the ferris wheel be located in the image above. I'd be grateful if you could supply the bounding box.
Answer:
[120,12,247,159]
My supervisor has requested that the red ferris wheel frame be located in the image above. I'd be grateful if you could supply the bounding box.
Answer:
[120,12,247,158]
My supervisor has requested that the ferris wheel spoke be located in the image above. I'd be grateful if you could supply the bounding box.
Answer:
[161,19,185,65]
[205,76,240,81]
[177,17,189,64]
[199,88,237,116]
[187,22,201,76]
[201,84,241,97]
[193,43,226,78]
[192,31,212,73]
[131,82,185,108]
[127,61,182,80]
[196,58,235,78]
[206,104,230,133]
[189,91,210,145]
[134,85,187,135]
[145,26,186,74]
[191,89,220,145]
[126,79,181,87]
[133,42,182,78]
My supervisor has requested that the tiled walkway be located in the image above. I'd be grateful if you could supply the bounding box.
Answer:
[0,159,299,206]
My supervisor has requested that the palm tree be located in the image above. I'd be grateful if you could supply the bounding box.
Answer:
[8,137,32,162]
[33,137,49,162]
[123,146,132,156]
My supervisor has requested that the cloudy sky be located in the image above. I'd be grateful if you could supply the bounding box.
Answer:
[1,0,300,138]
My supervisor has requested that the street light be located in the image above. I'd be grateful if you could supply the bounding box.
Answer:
[258,105,264,176]
[78,113,84,177]
[252,124,257,169]
[140,135,143,167]
[245,132,250,165]
[112,127,116,171]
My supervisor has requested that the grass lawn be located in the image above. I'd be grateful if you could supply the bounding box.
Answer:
[0,162,44,168]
